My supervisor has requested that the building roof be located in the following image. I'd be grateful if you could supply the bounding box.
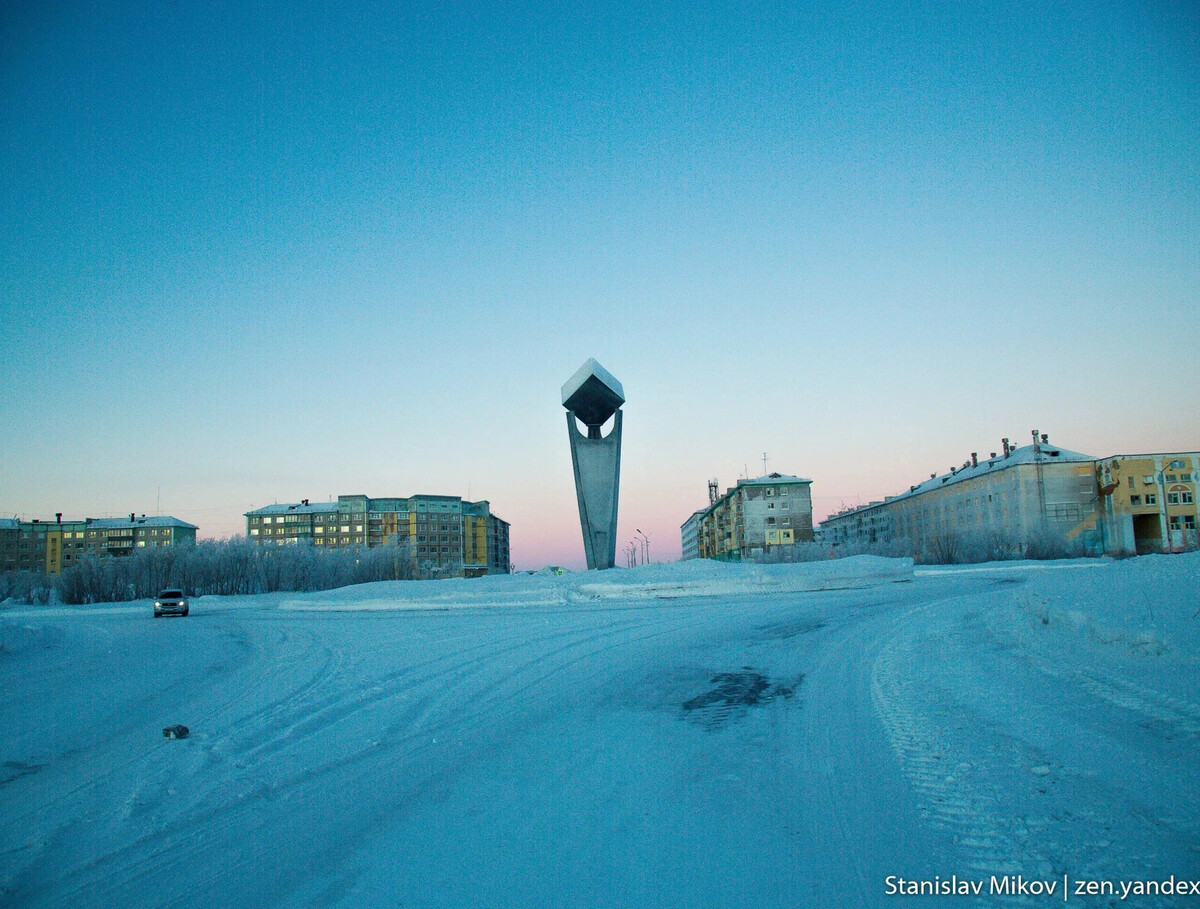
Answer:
[0,518,17,530]
[87,516,199,530]
[737,472,812,487]
[245,502,337,516]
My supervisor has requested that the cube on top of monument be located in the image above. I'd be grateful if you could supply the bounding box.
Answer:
[561,358,625,427]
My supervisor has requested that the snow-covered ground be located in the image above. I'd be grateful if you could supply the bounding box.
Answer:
[1,554,1197,907]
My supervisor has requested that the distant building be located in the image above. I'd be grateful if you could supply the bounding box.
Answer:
[1096,452,1199,555]
[245,493,511,577]
[680,510,705,561]
[692,473,815,562]
[820,434,1102,555]
[818,433,1200,558]
[0,514,198,575]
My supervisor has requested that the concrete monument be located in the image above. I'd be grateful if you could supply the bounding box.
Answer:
[562,359,624,570]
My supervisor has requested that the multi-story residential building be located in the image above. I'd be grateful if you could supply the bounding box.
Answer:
[1096,452,1199,554]
[821,434,1102,556]
[0,514,198,575]
[680,510,705,561]
[245,494,511,577]
[819,433,1200,558]
[693,473,815,561]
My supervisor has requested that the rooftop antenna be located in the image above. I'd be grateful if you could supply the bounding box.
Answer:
[762,452,768,476]
[708,479,719,506]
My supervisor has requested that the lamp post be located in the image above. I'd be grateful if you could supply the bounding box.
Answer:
[636,528,652,565]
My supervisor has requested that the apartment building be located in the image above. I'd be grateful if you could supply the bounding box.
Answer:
[1097,453,1199,554]
[819,433,1200,558]
[245,494,511,577]
[680,510,705,561]
[0,514,198,575]
[821,434,1102,555]
[693,473,815,561]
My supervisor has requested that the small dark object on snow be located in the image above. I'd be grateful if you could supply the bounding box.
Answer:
[163,725,189,740]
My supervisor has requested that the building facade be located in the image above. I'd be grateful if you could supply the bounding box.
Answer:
[245,494,511,577]
[819,434,1200,558]
[821,435,1102,556]
[1,514,198,575]
[1096,453,1199,554]
[693,473,815,561]
[679,510,704,561]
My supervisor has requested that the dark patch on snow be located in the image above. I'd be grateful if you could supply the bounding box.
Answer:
[681,669,801,730]
[0,760,43,786]
[163,724,190,740]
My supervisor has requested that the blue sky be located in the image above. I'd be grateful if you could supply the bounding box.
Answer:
[2,1,1197,569]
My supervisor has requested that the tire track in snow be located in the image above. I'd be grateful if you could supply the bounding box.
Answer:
[32,602,710,908]
[871,626,1041,909]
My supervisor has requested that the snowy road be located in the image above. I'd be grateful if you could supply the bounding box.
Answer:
[2,557,1198,907]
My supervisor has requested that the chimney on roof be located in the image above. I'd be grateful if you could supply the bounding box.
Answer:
[1002,438,1011,457]
[1040,433,1048,444]
[130,513,135,522]
[930,473,936,479]
[56,512,62,523]
[971,453,978,468]
[990,452,997,459]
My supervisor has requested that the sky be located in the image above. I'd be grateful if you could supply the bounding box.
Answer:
[1,1,1198,570]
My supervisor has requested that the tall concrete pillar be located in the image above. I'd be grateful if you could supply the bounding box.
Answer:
[562,359,624,570]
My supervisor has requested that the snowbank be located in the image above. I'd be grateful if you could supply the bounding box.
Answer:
[280,555,914,612]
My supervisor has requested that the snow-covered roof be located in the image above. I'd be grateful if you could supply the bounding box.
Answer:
[87,516,198,530]
[737,472,812,487]
[245,502,337,516]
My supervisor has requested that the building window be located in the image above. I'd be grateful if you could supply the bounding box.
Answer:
[1145,494,1157,505]
[1143,475,1155,485]
[1130,496,1141,506]
[1169,459,1186,469]
[1168,493,1181,505]
[1165,474,1177,483]
[1185,492,1195,505]
[1170,516,1182,531]
[1185,515,1197,530]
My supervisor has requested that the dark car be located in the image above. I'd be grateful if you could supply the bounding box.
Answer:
[153,588,189,618]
